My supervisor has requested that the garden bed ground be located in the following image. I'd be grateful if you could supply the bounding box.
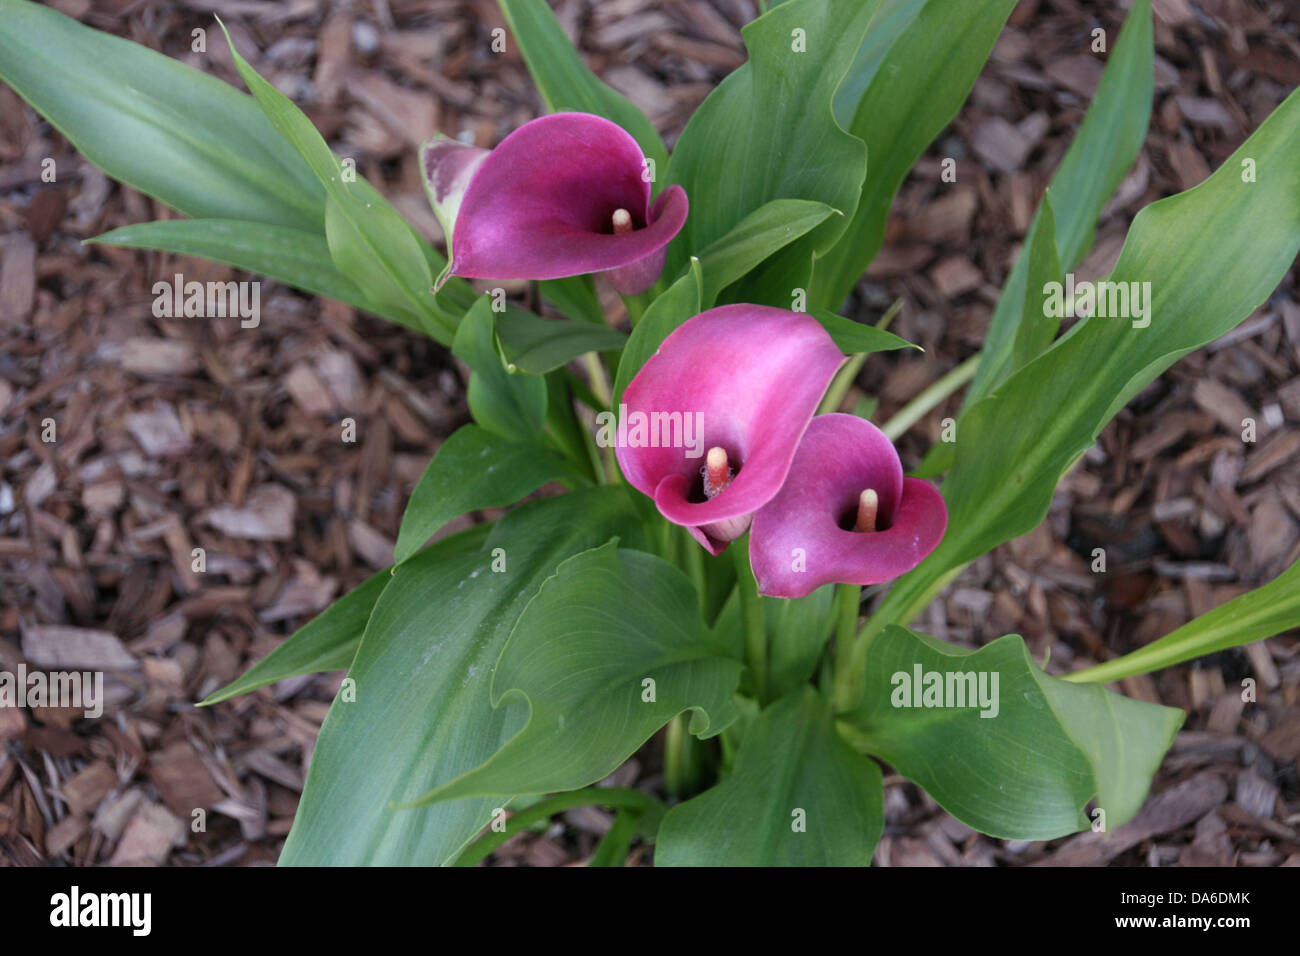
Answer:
[0,0,1297,866]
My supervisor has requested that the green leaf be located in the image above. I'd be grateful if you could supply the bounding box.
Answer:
[495,305,627,375]
[90,219,368,313]
[693,199,837,307]
[765,586,836,699]
[966,0,1153,406]
[871,84,1300,639]
[412,543,742,805]
[664,0,880,305]
[218,23,457,341]
[539,275,604,325]
[810,308,916,355]
[0,0,323,231]
[830,0,929,124]
[203,572,383,707]
[498,0,667,176]
[200,523,491,706]
[811,0,1016,309]
[453,297,548,443]
[1009,193,1063,372]
[1071,556,1300,684]
[844,626,1183,839]
[394,425,579,564]
[322,195,443,339]
[612,258,704,407]
[657,687,883,865]
[280,488,641,866]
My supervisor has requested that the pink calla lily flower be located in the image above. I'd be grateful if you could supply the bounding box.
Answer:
[749,413,947,598]
[421,112,688,295]
[617,305,845,555]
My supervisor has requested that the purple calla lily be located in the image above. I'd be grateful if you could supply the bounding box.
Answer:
[749,413,947,598]
[616,305,845,555]
[421,112,688,295]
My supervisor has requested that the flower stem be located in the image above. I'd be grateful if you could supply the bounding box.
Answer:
[833,563,966,712]
[819,351,868,414]
[579,351,620,482]
[451,787,665,867]
[880,354,979,441]
[816,298,902,415]
[623,293,647,326]
[581,351,613,409]
[733,538,767,703]
[831,582,862,688]
[682,528,707,618]
[663,714,700,798]
[588,808,643,866]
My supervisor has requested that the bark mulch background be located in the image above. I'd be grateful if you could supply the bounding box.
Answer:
[1,0,1298,867]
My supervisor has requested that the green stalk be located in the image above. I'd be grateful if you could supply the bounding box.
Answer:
[682,527,707,618]
[880,354,979,441]
[581,351,613,409]
[832,563,967,712]
[622,293,648,326]
[663,714,700,798]
[589,809,643,867]
[817,297,902,415]
[819,351,868,414]
[452,787,665,867]
[733,537,767,703]
[831,583,862,684]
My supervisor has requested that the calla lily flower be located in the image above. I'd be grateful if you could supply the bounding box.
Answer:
[617,305,845,555]
[420,112,688,295]
[749,413,947,598]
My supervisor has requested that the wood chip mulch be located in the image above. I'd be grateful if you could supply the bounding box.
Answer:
[1,0,1297,867]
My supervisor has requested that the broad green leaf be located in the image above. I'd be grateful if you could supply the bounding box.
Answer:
[498,0,667,175]
[453,297,548,443]
[810,308,916,355]
[1071,556,1300,684]
[966,0,1153,406]
[90,219,368,313]
[219,24,457,341]
[0,0,323,231]
[495,305,627,374]
[540,275,604,325]
[871,85,1300,642]
[693,199,837,307]
[657,687,883,865]
[664,0,880,305]
[414,543,742,804]
[322,195,444,340]
[280,488,641,866]
[394,424,579,564]
[844,626,1182,839]
[1009,193,1062,373]
[830,0,929,124]
[765,586,835,700]
[200,523,491,705]
[811,0,1016,309]
[612,258,703,407]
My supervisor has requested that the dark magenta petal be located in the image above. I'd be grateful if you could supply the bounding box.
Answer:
[750,414,948,598]
[431,112,687,286]
[605,187,688,295]
[617,305,845,555]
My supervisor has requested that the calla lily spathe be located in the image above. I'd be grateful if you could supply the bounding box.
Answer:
[420,112,688,295]
[749,413,947,598]
[617,305,845,555]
